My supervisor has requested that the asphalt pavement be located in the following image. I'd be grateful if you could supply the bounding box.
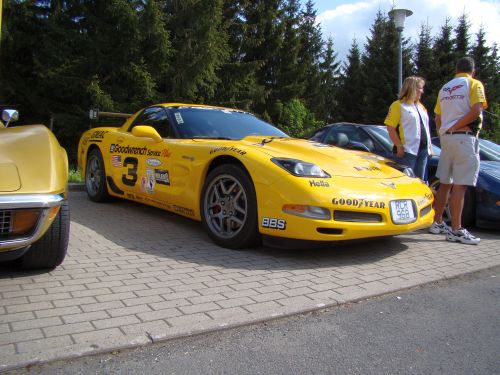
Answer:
[1,190,499,372]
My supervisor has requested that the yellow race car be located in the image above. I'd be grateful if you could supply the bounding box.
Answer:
[0,109,70,269]
[78,104,434,249]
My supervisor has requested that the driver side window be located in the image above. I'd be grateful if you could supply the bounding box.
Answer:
[129,107,172,138]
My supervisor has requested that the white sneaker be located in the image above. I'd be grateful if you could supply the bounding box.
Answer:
[429,221,451,234]
[446,228,481,245]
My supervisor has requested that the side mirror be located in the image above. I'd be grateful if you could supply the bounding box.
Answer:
[2,109,19,128]
[131,125,163,143]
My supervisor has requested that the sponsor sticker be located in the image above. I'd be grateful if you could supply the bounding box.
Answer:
[146,158,162,167]
[262,217,286,230]
[111,155,122,167]
[209,146,246,155]
[155,169,170,185]
[174,112,184,124]
[332,197,386,209]
[309,180,330,187]
[141,169,155,193]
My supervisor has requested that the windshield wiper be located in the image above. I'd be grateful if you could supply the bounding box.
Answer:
[191,136,232,140]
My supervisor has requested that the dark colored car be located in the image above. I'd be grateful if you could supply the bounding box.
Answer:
[310,123,500,229]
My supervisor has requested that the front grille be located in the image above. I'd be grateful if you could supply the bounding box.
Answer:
[334,210,382,223]
[0,210,12,238]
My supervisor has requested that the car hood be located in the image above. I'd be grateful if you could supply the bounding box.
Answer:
[0,125,67,193]
[242,136,405,179]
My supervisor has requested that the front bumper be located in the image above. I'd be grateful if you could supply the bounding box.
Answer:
[0,193,65,252]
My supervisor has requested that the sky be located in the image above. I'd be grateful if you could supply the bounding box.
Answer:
[314,0,500,63]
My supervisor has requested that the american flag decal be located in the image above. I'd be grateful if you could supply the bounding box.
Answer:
[111,155,121,167]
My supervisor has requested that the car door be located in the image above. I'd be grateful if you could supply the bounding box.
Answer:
[116,107,174,206]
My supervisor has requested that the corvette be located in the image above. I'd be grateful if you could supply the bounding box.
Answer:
[78,104,434,249]
[1,109,69,269]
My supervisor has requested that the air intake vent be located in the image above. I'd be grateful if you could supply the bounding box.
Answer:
[334,211,382,222]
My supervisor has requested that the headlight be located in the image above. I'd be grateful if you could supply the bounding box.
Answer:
[283,204,331,220]
[386,162,416,178]
[272,158,331,178]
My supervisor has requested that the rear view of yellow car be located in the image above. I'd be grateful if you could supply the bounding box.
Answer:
[78,104,434,249]
[0,109,69,269]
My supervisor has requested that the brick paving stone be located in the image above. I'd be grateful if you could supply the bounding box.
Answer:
[1,192,499,371]
[35,306,82,319]
[137,308,182,322]
[64,311,110,324]
[0,329,44,345]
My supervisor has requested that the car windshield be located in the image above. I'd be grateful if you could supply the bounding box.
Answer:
[170,106,289,140]
[479,138,500,161]
[367,125,393,150]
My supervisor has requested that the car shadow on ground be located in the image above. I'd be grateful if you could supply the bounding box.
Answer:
[50,192,413,270]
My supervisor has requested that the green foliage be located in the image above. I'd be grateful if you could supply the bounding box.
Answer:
[68,169,84,183]
[1,0,498,167]
[481,103,500,144]
[275,98,323,138]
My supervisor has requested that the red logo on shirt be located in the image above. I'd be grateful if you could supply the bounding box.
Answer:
[443,84,464,95]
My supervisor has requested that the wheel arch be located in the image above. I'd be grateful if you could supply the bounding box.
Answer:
[83,144,101,177]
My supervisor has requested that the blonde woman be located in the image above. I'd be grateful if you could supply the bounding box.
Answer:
[384,76,433,181]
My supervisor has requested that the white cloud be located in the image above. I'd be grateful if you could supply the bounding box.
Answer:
[317,0,500,63]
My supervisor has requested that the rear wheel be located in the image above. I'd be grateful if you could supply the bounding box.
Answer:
[19,200,70,269]
[201,164,260,249]
[86,148,111,202]
[429,178,475,226]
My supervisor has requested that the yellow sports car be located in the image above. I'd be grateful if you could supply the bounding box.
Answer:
[0,109,69,269]
[78,104,434,249]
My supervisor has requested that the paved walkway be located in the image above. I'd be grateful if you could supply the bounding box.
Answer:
[1,191,499,372]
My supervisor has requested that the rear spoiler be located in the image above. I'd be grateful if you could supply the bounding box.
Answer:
[89,109,132,120]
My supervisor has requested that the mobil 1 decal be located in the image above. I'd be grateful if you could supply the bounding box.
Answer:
[155,169,170,186]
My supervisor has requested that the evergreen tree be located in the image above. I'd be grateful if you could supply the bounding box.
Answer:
[336,39,364,123]
[361,11,399,123]
[297,0,323,115]
[166,0,229,103]
[454,12,471,58]
[215,0,263,110]
[471,27,498,103]
[241,0,283,120]
[274,0,302,105]
[415,22,436,114]
[137,0,173,100]
[432,18,455,84]
[316,37,340,124]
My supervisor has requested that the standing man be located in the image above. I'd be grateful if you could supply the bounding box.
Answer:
[429,57,487,244]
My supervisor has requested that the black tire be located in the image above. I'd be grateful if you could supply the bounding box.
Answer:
[85,148,111,202]
[201,164,260,249]
[429,177,475,226]
[19,200,70,270]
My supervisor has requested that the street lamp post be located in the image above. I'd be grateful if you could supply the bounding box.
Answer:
[389,8,412,94]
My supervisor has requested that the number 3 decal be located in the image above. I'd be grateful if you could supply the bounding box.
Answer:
[122,157,138,186]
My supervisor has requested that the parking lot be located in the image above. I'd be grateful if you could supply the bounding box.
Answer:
[1,190,499,371]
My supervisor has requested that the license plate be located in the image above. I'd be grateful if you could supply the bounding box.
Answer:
[390,200,415,224]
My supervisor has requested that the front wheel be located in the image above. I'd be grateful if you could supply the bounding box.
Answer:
[19,200,70,269]
[201,164,260,249]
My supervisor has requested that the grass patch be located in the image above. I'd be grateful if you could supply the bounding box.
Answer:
[69,168,83,183]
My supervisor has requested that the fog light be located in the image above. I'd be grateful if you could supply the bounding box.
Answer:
[12,209,42,236]
[283,204,331,220]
